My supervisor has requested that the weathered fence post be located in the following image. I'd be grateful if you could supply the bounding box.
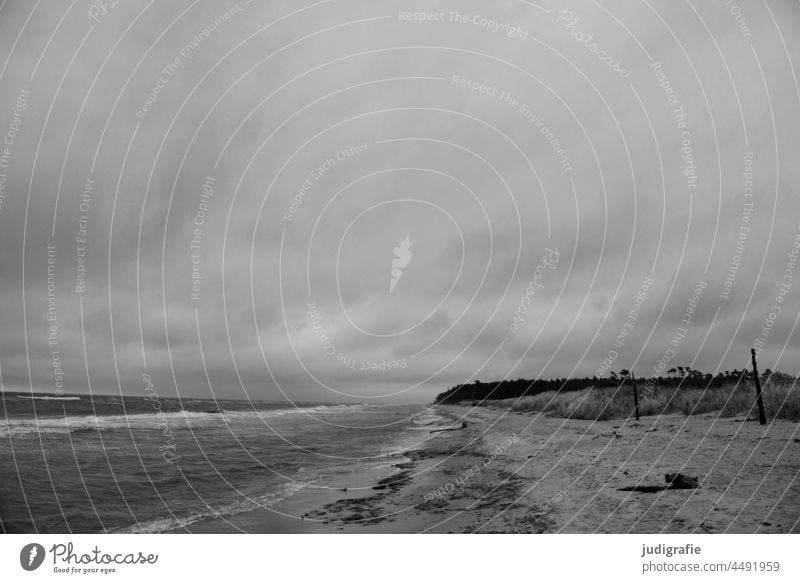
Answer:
[632,374,640,421]
[750,348,767,425]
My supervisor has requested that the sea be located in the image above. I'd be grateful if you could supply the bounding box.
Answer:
[0,392,444,533]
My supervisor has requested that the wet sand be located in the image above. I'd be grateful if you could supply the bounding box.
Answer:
[182,406,800,533]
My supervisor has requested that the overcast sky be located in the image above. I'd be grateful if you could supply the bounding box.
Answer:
[0,0,798,403]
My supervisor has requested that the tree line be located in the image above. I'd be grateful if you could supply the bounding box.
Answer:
[433,367,795,404]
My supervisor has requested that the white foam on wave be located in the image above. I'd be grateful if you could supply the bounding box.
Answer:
[222,403,368,420]
[410,407,451,430]
[112,480,308,533]
[0,410,214,437]
[0,404,370,437]
[16,395,82,401]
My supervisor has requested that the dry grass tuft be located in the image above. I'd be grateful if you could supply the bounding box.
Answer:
[498,379,799,421]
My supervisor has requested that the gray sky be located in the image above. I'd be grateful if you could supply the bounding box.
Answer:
[0,0,798,403]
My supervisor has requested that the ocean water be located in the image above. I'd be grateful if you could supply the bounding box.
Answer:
[0,392,442,533]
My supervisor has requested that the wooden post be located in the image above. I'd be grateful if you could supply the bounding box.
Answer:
[631,374,640,421]
[750,349,767,425]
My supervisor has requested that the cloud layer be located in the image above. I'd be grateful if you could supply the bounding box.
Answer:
[0,0,798,403]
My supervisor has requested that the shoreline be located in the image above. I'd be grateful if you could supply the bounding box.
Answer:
[178,406,799,533]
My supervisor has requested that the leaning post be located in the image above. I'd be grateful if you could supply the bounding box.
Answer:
[631,373,640,421]
[750,348,767,425]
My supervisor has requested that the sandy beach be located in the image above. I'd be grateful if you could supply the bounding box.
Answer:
[184,406,800,533]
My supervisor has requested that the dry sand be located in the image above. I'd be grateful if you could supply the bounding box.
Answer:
[186,406,799,533]
[302,406,799,533]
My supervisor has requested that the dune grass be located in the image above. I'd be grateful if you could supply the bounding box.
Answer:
[495,378,800,421]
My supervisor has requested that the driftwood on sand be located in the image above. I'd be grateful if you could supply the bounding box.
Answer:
[618,472,700,493]
[430,421,468,433]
